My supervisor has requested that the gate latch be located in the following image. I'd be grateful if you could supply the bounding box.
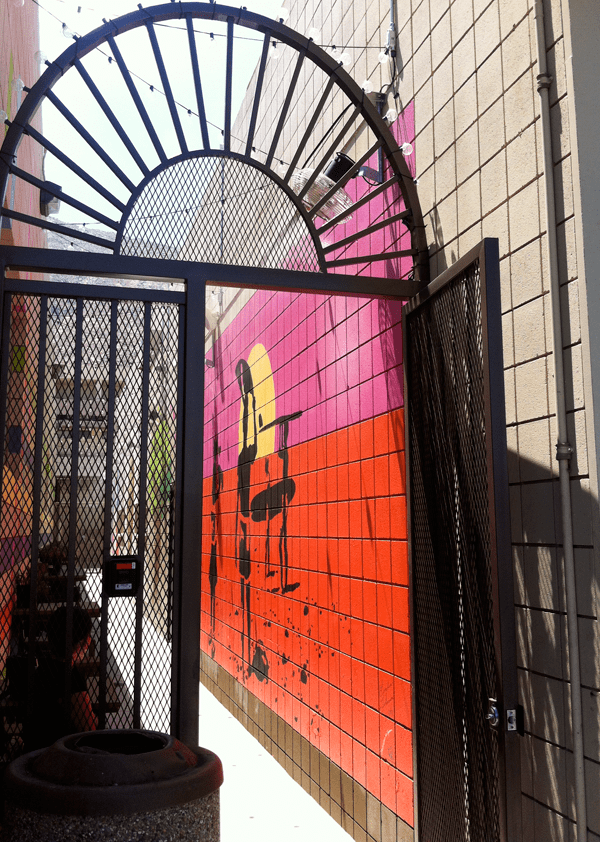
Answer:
[485,699,499,728]
[506,705,524,735]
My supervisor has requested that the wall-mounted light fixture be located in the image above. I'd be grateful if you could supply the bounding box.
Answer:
[291,152,355,222]
[40,182,61,217]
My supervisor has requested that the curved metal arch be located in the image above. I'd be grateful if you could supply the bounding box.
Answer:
[0,2,429,286]
[114,150,329,273]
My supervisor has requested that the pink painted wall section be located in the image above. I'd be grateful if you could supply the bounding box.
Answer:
[203,292,404,477]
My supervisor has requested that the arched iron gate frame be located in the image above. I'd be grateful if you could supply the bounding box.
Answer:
[0,2,429,285]
[0,3,430,747]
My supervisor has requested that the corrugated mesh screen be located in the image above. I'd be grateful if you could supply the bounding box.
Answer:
[119,155,322,272]
[0,291,179,761]
[405,259,501,842]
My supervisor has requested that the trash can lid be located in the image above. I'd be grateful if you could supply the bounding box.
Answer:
[5,730,224,816]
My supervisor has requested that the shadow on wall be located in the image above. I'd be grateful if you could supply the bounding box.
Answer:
[507,448,600,835]
[378,298,404,409]
[427,206,457,278]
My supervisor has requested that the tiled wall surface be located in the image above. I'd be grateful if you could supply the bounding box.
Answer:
[1,0,45,249]
[202,1,600,841]
[201,288,413,835]
[392,0,598,839]
[201,651,412,842]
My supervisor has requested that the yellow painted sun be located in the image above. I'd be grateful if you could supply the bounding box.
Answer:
[238,343,276,460]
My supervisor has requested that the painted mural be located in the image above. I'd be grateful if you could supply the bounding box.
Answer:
[201,112,416,826]
[202,293,412,820]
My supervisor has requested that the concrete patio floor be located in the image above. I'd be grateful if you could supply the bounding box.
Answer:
[198,685,352,842]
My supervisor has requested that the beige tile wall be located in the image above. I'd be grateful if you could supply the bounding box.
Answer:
[408,0,598,838]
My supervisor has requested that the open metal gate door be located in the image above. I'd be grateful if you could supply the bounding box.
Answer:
[0,268,186,756]
[403,239,521,842]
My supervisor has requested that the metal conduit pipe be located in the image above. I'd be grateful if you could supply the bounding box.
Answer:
[533,1,588,838]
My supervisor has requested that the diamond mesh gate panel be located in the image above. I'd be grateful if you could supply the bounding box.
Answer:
[406,260,501,842]
[120,156,321,272]
[0,291,179,757]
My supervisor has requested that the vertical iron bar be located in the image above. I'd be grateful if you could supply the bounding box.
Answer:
[107,34,167,165]
[402,295,420,842]
[0,276,12,687]
[63,298,84,710]
[167,483,175,645]
[8,164,119,231]
[0,210,116,250]
[481,237,522,840]
[317,175,398,234]
[186,17,210,150]
[244,31,271,159]
[133,303,152,728]
[224,18,234,153]
[175,275,205,745]
[170,303,186,734]
[99,300,118,728]
[25,295,48,722]
[0,268,10,510]
[23,125,127,213]
[74,59,151,177]
[46,91,136,193]
[295,108,361,203]
[283,77,335,182]
[145,21,188,155]
[308,140,382,220]
[266,50,305,169]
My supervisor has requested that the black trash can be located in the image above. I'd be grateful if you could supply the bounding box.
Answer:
[1,729,223,841]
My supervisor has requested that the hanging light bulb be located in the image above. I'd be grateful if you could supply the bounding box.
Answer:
[338,52,351,66]
[34,50,48,65]
[307,27,320,42]
[277,160,287,176]
[378,49,390,64]
[384,108,397,124]
[276,7,289,22]
[361,80,373,94]
[269,41,281,60]
[11,76,25,93]
[329,46,339,59]
[0,110,8,124]
[401,142,413,157]
[62,23,76,39]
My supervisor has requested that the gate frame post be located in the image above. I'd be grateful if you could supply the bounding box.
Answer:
[403,238,522,842]
[173,270,206,745]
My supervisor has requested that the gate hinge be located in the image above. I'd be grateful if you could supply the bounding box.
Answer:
[506,706,524,735]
